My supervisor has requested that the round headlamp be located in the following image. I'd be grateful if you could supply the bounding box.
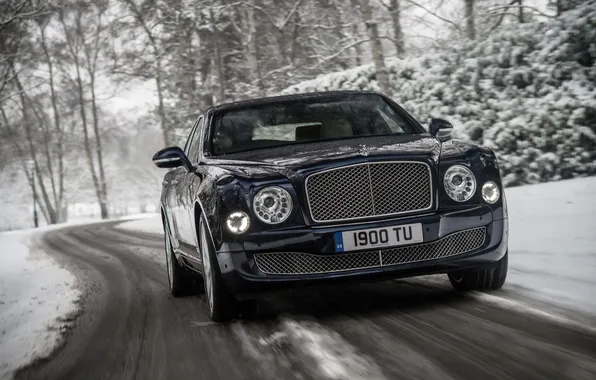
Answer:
[481,181,500,204]
[253,186,293,224]
[226,211,250,234]
[444,165,476,202]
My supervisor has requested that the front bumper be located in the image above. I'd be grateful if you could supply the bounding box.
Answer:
[215,205,508,296]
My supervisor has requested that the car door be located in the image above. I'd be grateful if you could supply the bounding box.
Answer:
[168,118,201,249]
[176,116,204,253]
[167,166,186,249]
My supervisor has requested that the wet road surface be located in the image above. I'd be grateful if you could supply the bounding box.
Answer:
[15,222,596,380]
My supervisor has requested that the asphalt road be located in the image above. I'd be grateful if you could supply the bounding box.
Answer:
[15,222,596,380]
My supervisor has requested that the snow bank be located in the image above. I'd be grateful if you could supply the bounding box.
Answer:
[282,3,596,187]
[506,176,596,313]
[116,214,162,235]
[0,231,81,380]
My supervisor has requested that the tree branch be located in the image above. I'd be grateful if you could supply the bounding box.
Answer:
[308,38,370,69]
[404,0,461,31]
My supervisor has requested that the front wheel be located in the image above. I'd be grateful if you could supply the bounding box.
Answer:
[448,251,508,291]
[199,215,237,322]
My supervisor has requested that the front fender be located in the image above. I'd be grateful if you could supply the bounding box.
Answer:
[193,168,246,253]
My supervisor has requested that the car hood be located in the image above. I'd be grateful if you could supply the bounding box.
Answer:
[208,134,442,176]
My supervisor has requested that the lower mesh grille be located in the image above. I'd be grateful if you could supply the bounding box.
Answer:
[253,227,486,275]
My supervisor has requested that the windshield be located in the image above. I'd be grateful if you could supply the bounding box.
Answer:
[210,94,420,155]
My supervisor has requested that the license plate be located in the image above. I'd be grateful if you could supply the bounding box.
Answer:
[334,223,424,252]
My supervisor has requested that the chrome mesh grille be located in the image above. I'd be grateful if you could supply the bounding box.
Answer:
[305,162,432,223]
[254,250,381,276]
[381,227,486,265]
[253,227,486,275]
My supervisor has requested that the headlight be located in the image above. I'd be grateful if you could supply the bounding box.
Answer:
[226,211,250,234]
[444,165,476,202]
[481,181,500,204]
[253,186,293,224]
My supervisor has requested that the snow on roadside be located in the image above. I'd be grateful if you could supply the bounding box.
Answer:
[116,214,162,235]
[505,176,596,314]
[0,231,81,380]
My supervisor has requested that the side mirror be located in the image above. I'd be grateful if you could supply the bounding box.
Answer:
[429,118,453,142]
[152,146,194,171]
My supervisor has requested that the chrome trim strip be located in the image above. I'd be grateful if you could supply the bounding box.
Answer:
[175,248,202,263]
[311,212,436,229]
[304,160,434,224]
[154,157,180,163]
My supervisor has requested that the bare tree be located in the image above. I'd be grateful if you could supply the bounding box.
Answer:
[58,1,110,219]
[117,0,171,146]
[35,15,66,222]
[382,0,405,57]
[0,0,46,32]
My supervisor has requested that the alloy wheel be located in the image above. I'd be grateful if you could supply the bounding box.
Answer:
[165,230,174,290]
[200,224,214,313]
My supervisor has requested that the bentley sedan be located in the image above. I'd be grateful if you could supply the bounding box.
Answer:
[153,91,509,322]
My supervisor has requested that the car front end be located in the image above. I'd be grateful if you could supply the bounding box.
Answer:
[205,135,508,297]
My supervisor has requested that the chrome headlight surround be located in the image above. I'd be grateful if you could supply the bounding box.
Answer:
[444,165,476,202]
[253,186,293,224]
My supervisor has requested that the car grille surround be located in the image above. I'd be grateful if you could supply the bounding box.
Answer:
[253,227,486,276]
[305,161,433,223]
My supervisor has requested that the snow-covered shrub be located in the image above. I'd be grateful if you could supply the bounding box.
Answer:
[282,3,596,187]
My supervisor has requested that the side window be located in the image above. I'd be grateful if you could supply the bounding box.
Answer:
[185,116,204,164]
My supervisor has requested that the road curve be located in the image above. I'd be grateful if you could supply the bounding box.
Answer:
[15,221,596,380]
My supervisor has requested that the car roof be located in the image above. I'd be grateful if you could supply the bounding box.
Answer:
[206,91,385,114]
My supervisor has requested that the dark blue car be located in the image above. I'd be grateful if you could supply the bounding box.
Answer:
[153,91,509,322]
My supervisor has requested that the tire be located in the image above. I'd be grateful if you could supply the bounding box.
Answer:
[198,215,237,322]
[164,222,195,297]
[448,250,508,291]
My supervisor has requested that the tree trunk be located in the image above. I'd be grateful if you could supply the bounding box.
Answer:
[210,8,226,102]
[74,66,103,219]
[59,10,105,222]
[352,24,363,66]
[388,0,405,56]
[89,77,109,220]
[11,67,58,224]
[1,105,53,224]
[39,23,65,222]
[86,11,109,219]
[518,0,524,22]
[245,1,262,94]
[464,0,476,40]
[121,0,170,146]
[358,0,390,94]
